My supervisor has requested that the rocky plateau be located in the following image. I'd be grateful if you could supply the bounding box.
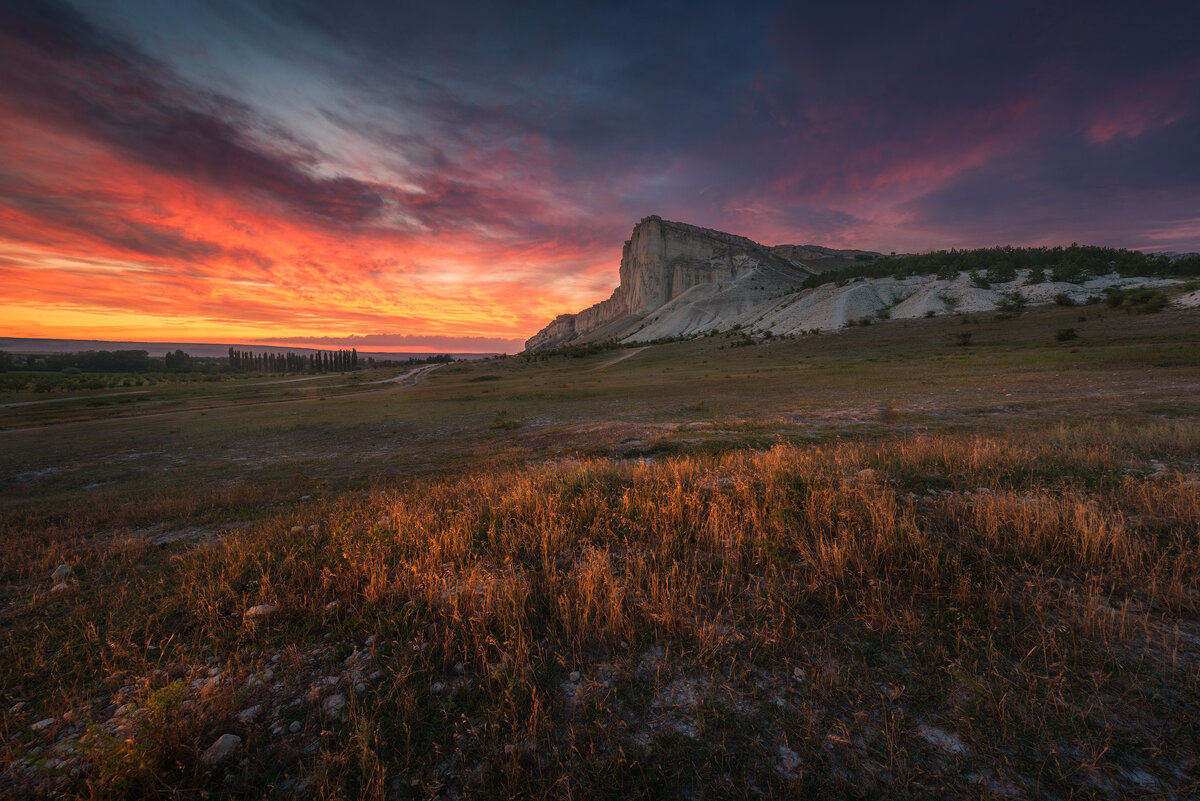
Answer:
[525,216,1188,351]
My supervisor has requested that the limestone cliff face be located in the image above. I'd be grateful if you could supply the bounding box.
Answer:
[526,216,809,351]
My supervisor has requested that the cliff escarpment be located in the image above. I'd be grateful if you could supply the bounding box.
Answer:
[526,216,830,351]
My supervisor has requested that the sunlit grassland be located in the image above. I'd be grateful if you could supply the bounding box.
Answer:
[1,304,1198,799]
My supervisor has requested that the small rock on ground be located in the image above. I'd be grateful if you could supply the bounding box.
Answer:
[243,604,278,621]
[52,565,72,582]
[323,694,346,716]
[200,734,241,765]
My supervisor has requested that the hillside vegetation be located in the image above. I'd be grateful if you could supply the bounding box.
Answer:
[803,244,1200,289]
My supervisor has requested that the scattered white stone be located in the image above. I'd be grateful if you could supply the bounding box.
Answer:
[1125,768,1162,791]
[289,526,304,535]
[238,705,261,723]
[9,701,25,714]
[777,744,801,777]
[354,682,368,694]
[243,604,278,622]
[200,733,241,765]
[263,668,274,681]
[431,681,446,694]
[114,703,135,717]
[52,564,72,582]
[323,694,346,716]
[289,720,302,733]
[31,717,55,732]
[271,654,281,663]
[453,662,465,675]
[917,723,968,755]
[792,667,806,681]
[324,600,339,611]
[51,583,69,593]
[271,724,283,735]
[308,524,319,533]
[300,495,311,501]
[569,671,581,683]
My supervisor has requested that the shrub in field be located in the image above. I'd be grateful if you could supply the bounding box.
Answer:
[1053,292,1076,306]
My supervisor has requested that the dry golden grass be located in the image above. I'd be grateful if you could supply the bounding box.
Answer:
[3,419,1197,798]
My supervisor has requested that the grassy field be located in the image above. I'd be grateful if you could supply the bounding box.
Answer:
[1,302,1198,799]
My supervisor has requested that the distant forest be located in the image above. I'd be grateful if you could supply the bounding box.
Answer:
[0,347,456,374]
[227,347,358,373]
[804,244,1200,288]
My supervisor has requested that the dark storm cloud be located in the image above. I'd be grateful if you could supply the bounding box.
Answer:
[0,0,383,225]
[903,113,1200,244]
[252,0,780,188]
[6,0,1200,257]
[274,0,1197,248]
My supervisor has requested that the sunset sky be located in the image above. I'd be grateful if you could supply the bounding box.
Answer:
[2,1,1197,352]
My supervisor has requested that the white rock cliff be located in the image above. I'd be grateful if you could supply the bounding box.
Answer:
[525,216,875,351]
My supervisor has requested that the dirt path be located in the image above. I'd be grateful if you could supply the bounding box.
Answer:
[252,374,339,386]
[589,347,649,371]
[0,390,150,408]
[0,365,443,433]
[362,363,442,385]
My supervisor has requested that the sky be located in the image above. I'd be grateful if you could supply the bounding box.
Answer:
[1,1,1197,353]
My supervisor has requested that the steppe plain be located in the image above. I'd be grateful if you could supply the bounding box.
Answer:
[2,301,1199,799]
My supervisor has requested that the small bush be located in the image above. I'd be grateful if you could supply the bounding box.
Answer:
[1053,293,1076,306]
[969,270,990,289]
[995,290,1029,316]
[955,332,973,347]
[936,265,960,280]
[1056,328,1078,341]
[986,263,1017,284]
[1124,287,1168,312]
[490,410,520,430]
